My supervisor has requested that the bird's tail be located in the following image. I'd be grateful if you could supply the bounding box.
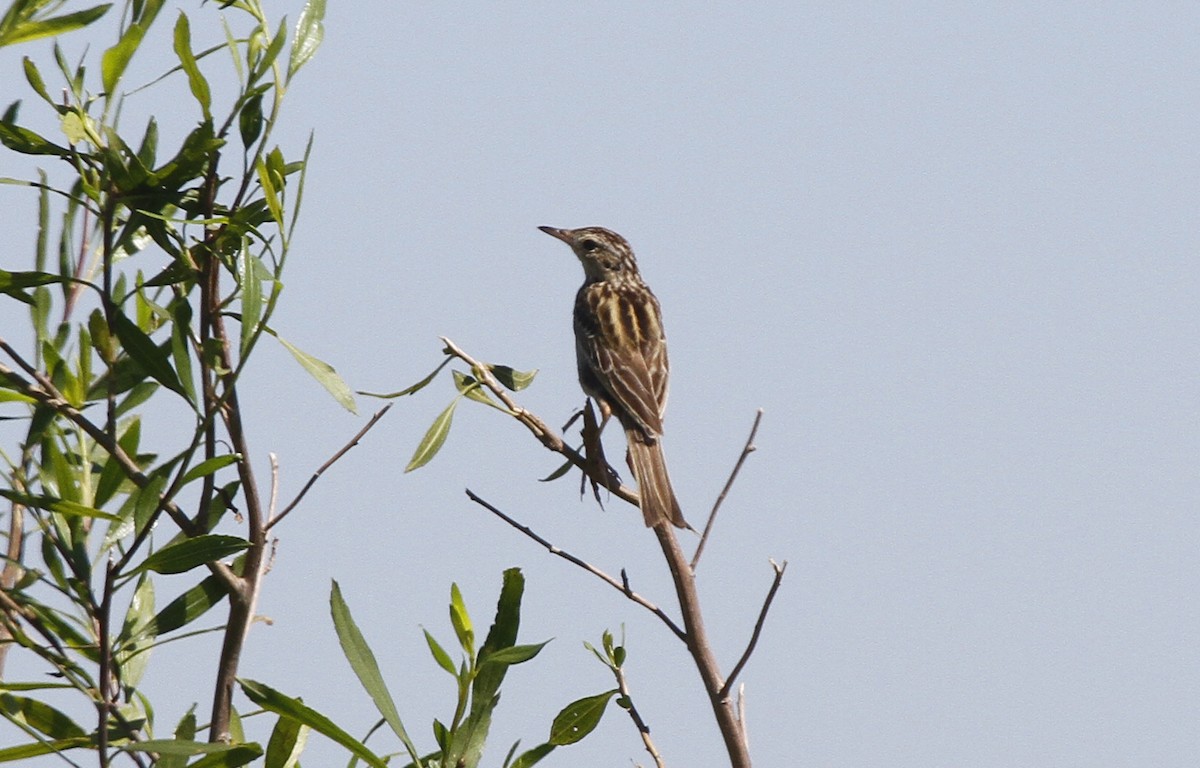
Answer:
[627,434,689,529]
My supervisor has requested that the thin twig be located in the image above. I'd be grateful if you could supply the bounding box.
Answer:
[692,409,763,571]
[719,559,787,700]
[611,662,666,768]
[441,337,641,507]
[267,404,393,530]
[464,489,686,642]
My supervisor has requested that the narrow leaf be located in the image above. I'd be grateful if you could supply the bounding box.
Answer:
[490,365,537,392]
[238,679,389,768]
[0,123,70,156]
[22,58,52,104]
[423,629,456,676]
[329,582,423,764]
[180,455,240,486]
[111,311,187,398]
[172,13,211,118]
[480,640,550,668]
[239,250,262,355]
[145,574,226,636]
[137,534,249,575]
[264,714,309,768]
[358,357,450,399]
[271,331,356,413]
[0,694,87,739]
[0,5,111,48]
[102,19,147,95]
[288,0,325,80]
[406,398,457,472]
[0,490,119,521]
[509,743,556,768]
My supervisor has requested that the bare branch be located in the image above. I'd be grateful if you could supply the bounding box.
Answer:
[267,404,393,530]
[720,559,788,700]
[692,409,763,571]
[464,489,686,642]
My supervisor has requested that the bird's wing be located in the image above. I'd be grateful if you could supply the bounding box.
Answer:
[575,284,666,439]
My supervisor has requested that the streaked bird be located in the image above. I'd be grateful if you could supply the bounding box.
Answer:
[539,225,688,529]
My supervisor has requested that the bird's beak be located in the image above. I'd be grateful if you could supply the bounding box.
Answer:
[538,226,573,244]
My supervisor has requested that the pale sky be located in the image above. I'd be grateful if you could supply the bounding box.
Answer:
[2,3,1197,766]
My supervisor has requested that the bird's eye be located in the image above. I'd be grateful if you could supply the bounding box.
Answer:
[580,238,599,252]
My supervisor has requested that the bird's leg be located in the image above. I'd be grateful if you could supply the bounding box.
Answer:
[579,399,622,503]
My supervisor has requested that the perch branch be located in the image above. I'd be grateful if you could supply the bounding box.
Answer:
[441,337,641,507]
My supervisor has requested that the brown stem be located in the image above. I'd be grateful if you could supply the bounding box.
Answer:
[203,239,269,743]
[653,524,751,768]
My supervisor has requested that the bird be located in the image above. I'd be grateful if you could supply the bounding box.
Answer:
[538,225,689,529]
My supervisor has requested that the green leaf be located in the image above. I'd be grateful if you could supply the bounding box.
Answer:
[0,694,87,739]
[158,708,198,768]
[270,331,357,413]
[0,737,92,761]
[132,471,168,536]
[405,397,458,472]
[453,370,506,412]
[238,92,263,148]
[172,744,263,768]
[480,640,549,668]
[509,743,556,768]
[255,155,284,226]
[423,629,456,676]
[0,122,69,156]
[548,690,617,746]
[288,0,325,80]
[470,568,524,712]
[329,582,424,765]
[238,679,389,768]
[145,574,226,636]
[239,251,263,355]
[100,0,163,95]
[538,458,573,483]
[0,490,119,522]
[0,5,111,48]
[172,13,211,118]
[111,311,188,399]
[264,714,309,768]
[448,582,474,655]
[490,365,537,392]
[122,739,242,756]
[137,534,250,575]
[358,357,451,399]
[180,455,240,486]
[22,57,51,104]
[117,573,155,687]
